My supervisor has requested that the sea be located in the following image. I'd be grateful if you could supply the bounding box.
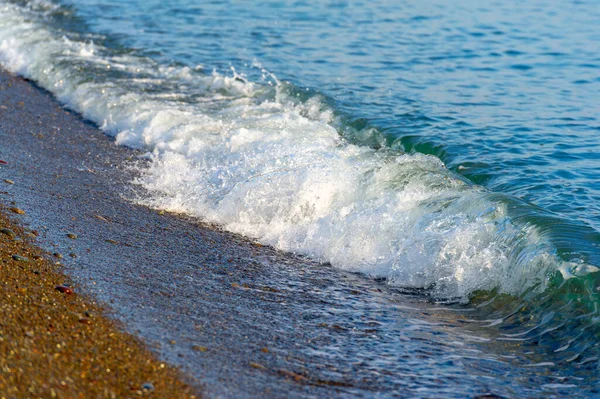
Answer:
[1,0,599,397]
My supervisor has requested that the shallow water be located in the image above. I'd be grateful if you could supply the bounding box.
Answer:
[1,0,600,397]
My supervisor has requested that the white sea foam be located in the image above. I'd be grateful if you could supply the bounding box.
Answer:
[0,1,573,300]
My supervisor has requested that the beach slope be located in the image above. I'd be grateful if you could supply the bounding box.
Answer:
[0,69,198,397]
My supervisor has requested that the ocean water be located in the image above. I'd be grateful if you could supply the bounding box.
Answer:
[1,0,600,396]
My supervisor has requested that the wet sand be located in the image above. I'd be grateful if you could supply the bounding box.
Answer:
[0,68,518,399]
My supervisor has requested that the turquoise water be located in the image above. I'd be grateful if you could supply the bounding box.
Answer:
[1,0,600,396]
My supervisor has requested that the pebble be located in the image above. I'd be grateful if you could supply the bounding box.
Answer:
[191,345,207,352]
[12,254,29,262]
[55,285,73,294]
[249,362,266,370]
[66,233,77,239]
[141,382,154,392]
[3,179,14,184]
[94,214,110,222]
[0,228,16,239]
[278,369,307,382]
[9,207,25,214]
[53,252,62,259]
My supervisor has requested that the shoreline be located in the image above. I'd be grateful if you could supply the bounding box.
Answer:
[0,67,522,399]
[0,66,349,398]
